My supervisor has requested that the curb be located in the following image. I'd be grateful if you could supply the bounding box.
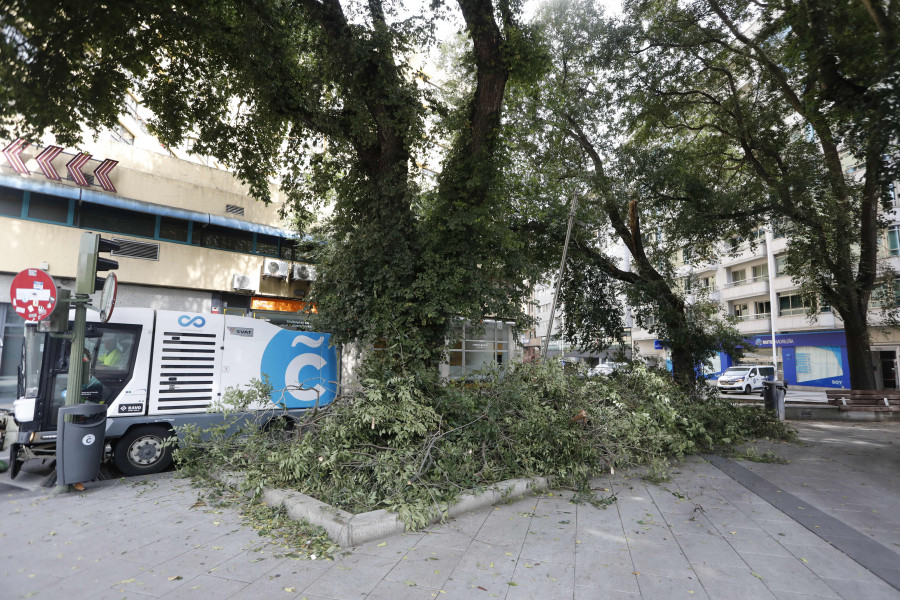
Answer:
[216,473,549,547]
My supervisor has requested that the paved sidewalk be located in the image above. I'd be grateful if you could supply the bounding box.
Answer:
[1,422,899,599]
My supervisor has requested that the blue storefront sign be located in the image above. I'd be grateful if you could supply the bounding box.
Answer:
[721,331,850,389]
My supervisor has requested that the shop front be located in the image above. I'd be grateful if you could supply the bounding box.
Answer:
[719,330,850,389]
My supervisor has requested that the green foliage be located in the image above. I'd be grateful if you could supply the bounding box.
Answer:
[190,482,338,560]
[176,361,795,530]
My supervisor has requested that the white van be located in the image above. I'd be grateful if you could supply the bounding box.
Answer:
[717,365,776,394]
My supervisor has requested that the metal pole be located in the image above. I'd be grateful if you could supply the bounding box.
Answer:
[764,224,779,376]
[543,195,578,360]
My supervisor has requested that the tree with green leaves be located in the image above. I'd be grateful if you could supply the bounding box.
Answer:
[619,0,900,389]
[506,0,747,386]
[0,0,547,373]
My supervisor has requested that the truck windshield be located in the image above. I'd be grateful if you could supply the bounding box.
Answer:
[23,325,46,398]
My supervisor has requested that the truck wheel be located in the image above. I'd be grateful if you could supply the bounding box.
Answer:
[113,426,174,476]
[744,384,752,395]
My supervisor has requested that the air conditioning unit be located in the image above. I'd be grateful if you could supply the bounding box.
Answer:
[232,273,254,291]
[291,263,316,281]
[262,258,289,279]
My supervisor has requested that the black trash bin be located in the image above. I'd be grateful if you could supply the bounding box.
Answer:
[762,380,787,421]
[57,403,108,486]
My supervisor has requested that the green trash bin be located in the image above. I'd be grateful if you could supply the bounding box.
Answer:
[762,380,787,421]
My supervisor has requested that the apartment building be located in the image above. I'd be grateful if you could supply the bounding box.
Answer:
[628,208,900,390]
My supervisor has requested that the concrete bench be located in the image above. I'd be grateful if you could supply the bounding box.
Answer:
[825,390,900,412]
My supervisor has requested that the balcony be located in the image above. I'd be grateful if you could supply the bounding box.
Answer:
[735,315,772,334]
[720,276,769,301]
[720,241,767,267]
[772,275,796,294]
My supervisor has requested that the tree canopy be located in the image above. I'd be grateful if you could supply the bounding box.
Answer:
[616,0,900,388]
[0,0,551,372]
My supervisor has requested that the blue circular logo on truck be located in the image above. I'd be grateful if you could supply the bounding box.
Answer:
[260,330,338,409]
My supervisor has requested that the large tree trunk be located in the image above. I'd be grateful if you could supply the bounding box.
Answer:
[840,306,876,390]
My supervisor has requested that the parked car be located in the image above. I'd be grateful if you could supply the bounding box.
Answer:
[588,363,623,377]
[717,365,775,394]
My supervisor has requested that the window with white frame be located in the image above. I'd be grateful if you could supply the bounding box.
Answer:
[447,320,511,379]
[887,226,900,256]
[775,255,788,276]
[755,300,771,318]
[751,264,768,281]
[730,268,747,286]
[733,303,749,318]
[110,123,135,145]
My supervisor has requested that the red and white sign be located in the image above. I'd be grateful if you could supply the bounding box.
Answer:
[35,145,63,180]
[94,158,119,192]
[2,138,30,175]
[10,268,58,322]
[2,140,119,191]
[66,152,92,187]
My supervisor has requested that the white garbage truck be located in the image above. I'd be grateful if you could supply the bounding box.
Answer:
[5,308,341,478]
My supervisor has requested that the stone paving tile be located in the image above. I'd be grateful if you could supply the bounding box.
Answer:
[366,579,443,599]
[674,531,747,568]
[506,559,575,600]
[574,586,640,600]
[208,550,297,583]
[634,574,711,600]
[224,559,331,599]
[473,506,533,547]
[740,551,841,598]
[353,532,425,559]
[441,567,513,597]
[157,573,249,599]
[301,554,399,599]
[382,544,461,589]
[819,576,900,600]
[2,566,63,600]
[451,539,519,578]
[573,547,639,594]
[626,538,696,579]
[780,541,879,582]
[691,563,777,600]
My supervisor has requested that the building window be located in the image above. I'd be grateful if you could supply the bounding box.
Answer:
[795,345,843,384]
[158,217,190,242]
[775,255,788,276]
[730,268,747,286]
[0,187,23,217]
[871,278,900,307]
[778,293,824,316]
[447,321,511,379]
[192,224,254,253]
[887,226,900,256]
[110,123,135,145]
[755,301,771,318]
[751,264,768,281]
[27,192,69,224]
[77,203,156,238]
[733,303,749,318]
[255,234,279,257]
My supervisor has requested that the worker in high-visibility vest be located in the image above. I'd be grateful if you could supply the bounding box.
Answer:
[98,338,123,368]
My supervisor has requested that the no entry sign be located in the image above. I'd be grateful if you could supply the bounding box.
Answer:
[10,268,58,322]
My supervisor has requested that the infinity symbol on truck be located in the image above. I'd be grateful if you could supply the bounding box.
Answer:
[177,315,206,328]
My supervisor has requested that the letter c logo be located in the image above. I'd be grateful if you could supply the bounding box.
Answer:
[178,315,206,328]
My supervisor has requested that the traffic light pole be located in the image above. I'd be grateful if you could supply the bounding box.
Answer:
[53,232,118,494]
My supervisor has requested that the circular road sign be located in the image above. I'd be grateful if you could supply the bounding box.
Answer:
[99,273,118,323]
[10,268,58,322]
